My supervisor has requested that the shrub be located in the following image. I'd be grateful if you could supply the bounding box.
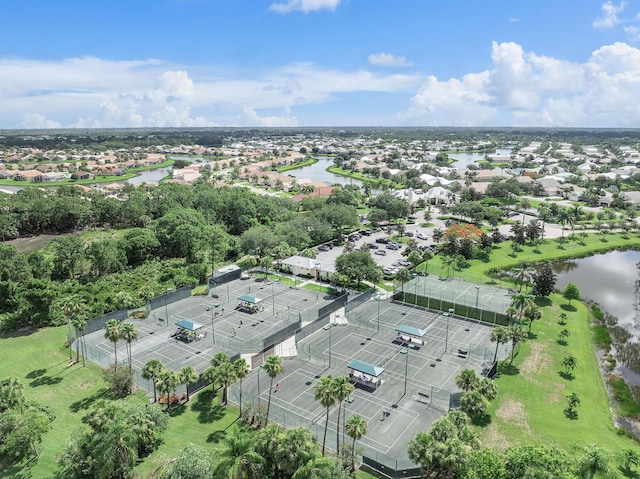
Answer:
[103,364,134,397]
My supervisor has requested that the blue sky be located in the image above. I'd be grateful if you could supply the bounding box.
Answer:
[1,0,640,129]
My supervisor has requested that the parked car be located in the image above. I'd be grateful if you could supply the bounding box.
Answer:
[361,229,372,236]
[317,244,330,252]
[405,232,414,237]
[375,237,389,244]
[375,249,387,256]
[386,243,401,250]
[417,232,428,240]
[368,243,378,249]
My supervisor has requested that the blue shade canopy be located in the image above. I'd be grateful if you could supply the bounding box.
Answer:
[237,294,263,304]
[395,324,426,338]
[347,360,384,377]
[175,320,204,331]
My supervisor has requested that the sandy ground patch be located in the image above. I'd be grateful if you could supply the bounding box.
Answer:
[520,341,552,383]
[496,397,531,435]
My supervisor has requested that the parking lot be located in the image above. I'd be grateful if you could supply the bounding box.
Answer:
[314,211,444,276]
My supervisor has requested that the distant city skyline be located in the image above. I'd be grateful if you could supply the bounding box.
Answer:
[1,1,639,129]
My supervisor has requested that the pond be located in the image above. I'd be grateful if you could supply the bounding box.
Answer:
[448,148,512,169]
[553,250,640,383]
[288,157,363,187]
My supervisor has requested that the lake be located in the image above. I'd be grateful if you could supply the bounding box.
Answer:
[289,157,363,187]
[449,148,511,169]
[553,250,640,382]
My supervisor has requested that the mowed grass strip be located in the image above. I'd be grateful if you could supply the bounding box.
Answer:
[478,293,640,465]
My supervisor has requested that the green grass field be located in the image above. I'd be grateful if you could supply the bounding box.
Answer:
[478,293,640,472]
[0,326,376,478]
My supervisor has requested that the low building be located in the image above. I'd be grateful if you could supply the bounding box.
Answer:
[278,256,335,281]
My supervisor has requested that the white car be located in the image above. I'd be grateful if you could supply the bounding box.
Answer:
[417,232,428,240]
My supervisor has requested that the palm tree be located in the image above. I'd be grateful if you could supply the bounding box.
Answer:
[523,303,542,335]
[262,355,284,423]
[537,203,551,240]
[332,375,354,453]
[454,369,479,392]
[440,254,456,279]
[490,327,509,363]
[477,377,498,401]
[558,328,571,345]
[156,369,180,409]
[421,249,434,274]
[203,366,219,400]
[507,325,527,365]
[217,361,237,406]
[570,204,583,237]
[510,292,534,320]
[576,444,609,479]
[234,358,250,417]
[71,313,88,367]
[395,267,411,295]
[61,294,84,362]
[104,319,122,365]
[345,414,368,472]
[519,197,531,225]
[179,365,199,402]
[561,355,578,375]
[314,375,336,456]
[557,208,572,241]
[141,359,164,403]
[218,428,265,479]
[120,322,139,373]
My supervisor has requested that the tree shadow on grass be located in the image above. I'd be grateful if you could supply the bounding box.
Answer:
[471,413,492,428]
[0,458,34,479]
[618,465,640,479]
[69,388,113,414]
[207,429,228,444]
[167,403,187,418]
[560,304,577,312]
[496,362,519,377]
[535,297,552,307]
[25,368,47,379]
[29,375,63,387]
[558,371,575,381]
[563,409,579,420]
[191,391,225,424]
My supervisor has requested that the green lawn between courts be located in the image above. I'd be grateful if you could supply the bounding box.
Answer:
[0,326,376,479]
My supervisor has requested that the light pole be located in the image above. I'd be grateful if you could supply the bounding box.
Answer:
[328,323,332,368]
[475,285,480,321]
[206,306,216,346]
[271,280,275,315]
[399,348,409,396]
[164,288,172,328]
[446,308,454,352]
[376,296,380,333]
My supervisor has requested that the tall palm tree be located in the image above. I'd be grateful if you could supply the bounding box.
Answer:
[156,369,180,410]
[519,197,531,225]
[557,208,572,241]
[314,375,336,456]
[263,355,284,423]
[217,361,237,406]
[332,375,354,453]
[71,313,88,367]
[345,414,368,472]
[141,359,164,403]
[120,322,139,373]
[104,319,121,365]
[523,303,542,334]
[537,204,551,240]
[490,327,509,363]
[395,267,412,295]
[507,325,527,365]
[454,369,479,392]
[234,358,250,418]
[179,365,199,402]
[61,294,84,362]
[570,204,583,237]
[510,292,534,321]
[203,366,219,400]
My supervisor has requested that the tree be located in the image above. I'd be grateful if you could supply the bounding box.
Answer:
[460,390,488,419]
[179,366,199,402]
[0,398,55,462]
[345,414,368,473]
[263,355,284,424]
[141,359,164,403]
[561,355,578,376]
[217,361,237,406]
[234,358,250,418]
[576,444,608,479]
[523,303,542,335]
[621,448,639,472]
[455,369,479,392]
[71,312,88,367]
[157,443,216,479]
[558,328,571,345]
[477,377,498,401]
[490,327,509,363]
[395,267,412,294]
[519,197,531,225]
[314,375,336,456]
[60,294,84,362]
[103,364,134,397]
[52,235,85,279]
[564,392,581,417]
[563,283,580,305]
[0,377,25,412]
[120,322,139,374]
[559,312,568,325]
[332,375,354,453]
[216,428,265,479]
[507,326,527,364]
[104,319,122,365]
[532,262,556,298]
[503,444,573,479]
[156,369,180,409]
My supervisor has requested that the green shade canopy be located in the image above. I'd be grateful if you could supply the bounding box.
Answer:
[347,360,384,377]
[237,294,263,304]
[395,324,426,338]
[174,320,204,331]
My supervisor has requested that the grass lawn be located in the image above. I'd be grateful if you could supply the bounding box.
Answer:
[478,293,640,470]
[0,326,377,478]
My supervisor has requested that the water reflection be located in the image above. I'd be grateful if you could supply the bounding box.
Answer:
[290,157,363,187]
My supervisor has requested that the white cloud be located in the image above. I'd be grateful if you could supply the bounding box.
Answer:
[269,0,341,14]
[404,40,640,127]
[624,25,640,42]
[593,1,626,29]
[239,107,298,127]
[368,52,412,67]
[19,113,61,129]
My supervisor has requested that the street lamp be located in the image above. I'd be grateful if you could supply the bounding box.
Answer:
[475,285,480,321]
[206,306,216,346]
[164,288,172,328]
[375,295,380,333]
[446,308,454,352]
[399,348,409,396]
